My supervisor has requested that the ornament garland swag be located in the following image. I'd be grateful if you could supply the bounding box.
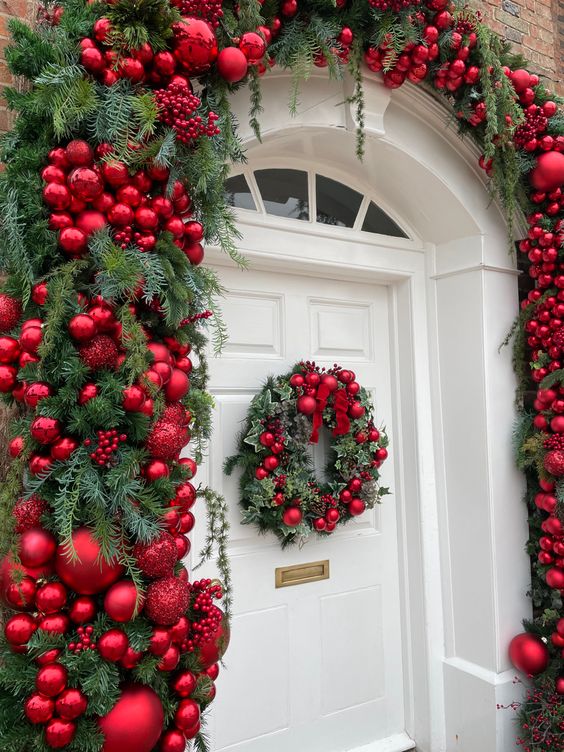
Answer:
[0,0,560,748]
[225,361,389,544]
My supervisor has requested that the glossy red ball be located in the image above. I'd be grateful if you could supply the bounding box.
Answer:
[98,629,129,662]
[174,698,200,730]
[19,528,57,567]
[36,582,67,614]
[104,580,142,622]
[508,632,549,676]
[25,693,55,724]
[217,46,248,82]
[36,663,67,697]
[5,613,37,644]
[98,684,164,752]
[55,527,124,594]
[69,595,97,624]
[45,718,76,749]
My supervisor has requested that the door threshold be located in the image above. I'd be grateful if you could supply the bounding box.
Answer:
[345,732,416,752]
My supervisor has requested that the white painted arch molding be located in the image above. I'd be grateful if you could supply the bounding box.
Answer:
[221,70,531,752]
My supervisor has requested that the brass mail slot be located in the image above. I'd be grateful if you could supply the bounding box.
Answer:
[275,560,330,588]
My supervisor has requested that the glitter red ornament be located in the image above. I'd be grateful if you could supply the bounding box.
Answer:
[133,531,178,578]
[0,293,22,331]
[79,334,119,370]
[146,419,189,460]
[144,576,190,625]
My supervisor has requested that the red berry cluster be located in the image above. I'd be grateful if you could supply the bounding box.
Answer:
[313,26,354,67]
[68,625,96,653]
[84,429,127,467]
[516,685,564,750]
[518,212,564,291]
[514,106,549,151]
[365,23,441,87]
[171,0,224,28]
[544,433,564,451]
[180,309,213,326]
[368,0,421,10]
[41,139,202,263]
[184,579,223,651]
[154,80,220,145]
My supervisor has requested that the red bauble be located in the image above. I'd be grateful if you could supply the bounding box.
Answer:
[133,532,178,578]
[0,293,22,331]
[5,613,37,644]
[51,436,79,461]
[123,385,146,411]
[556,676,564,695]
[157,644,180,671]
[36,663,68,697]
[69,595,97,624]
[101,161,129,187]
[45,718,76,749]
[239,32,266,64]
[546,567,564,589]
[43,182,71,210]
[349,401,365,419]
[65,140,93,167]
[68,168,103,201]
[30,416,61,445]
[104,580,142,622]
[79,335,119,370]
[174,698,200,731]
[78,383,99,404]
[76,209,107,236]
[530,151,564,192]
[36,582,67,614]
[159,730,186,752]
[0,364,17,392]
[59,226,88,255]
[146,420,189,460]
[508,632,549,676]
[196,610,230,670]
[183,220,203,244]
[349,498,366,516]
[5,575,36,610]
[38,612,69,635]
[170,615,190,644]
[297,395,316,415]
[19,528,57,567]
[98,629,129,662]
[172,670,197,697]
[9,436,24,457]
[544,449,564,476]
[216,47,249,83]
[98,684,164,752]
[282,506,302,527]
[149,627,172,656]
[55,527,124,594]
[55,688,88,720]
[25,693,55,724]
[14,494,48,533]
[24,381,52,408]
[145,460,169,482]
[172,18,218,74]
[0,335,20,362]
[120,646,143,669]
[20,324,42,353]
[184,242,204,265]
[164,369,190,401]
[144,576,190,625]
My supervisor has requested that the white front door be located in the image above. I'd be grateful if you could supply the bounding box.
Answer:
[195,254,413,752]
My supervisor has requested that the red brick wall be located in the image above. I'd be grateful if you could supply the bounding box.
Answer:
[0,0,560,131]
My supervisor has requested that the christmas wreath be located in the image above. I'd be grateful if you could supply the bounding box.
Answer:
[226,361,389,544]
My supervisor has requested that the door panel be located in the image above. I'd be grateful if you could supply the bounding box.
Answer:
[192,262,406,752]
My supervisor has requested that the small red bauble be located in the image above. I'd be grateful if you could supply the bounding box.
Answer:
[78,383,99,404]
[98,684,164,752]
[102,160,129,187]
[0,293,22,331]
[239,32,266,64]
[349,402,365,419]
[79,334,119,370]
[164,368,190,401]
[217,46,248,82]
[122,385,145,411]
[108,202,135,226]
[51,436,79,461]
[172,18,218,74]
[69,595,97,624]
[508,632,549,675]
[0,335,20,362]
[297,395,316,415]
[19,528,57,567]
[0,364,17,392]
[65,139,93,166]
[120,646,143,669]
[36,663,68,697]
[157,644,180,671]
[45,718,76,749]
[282,506,302,527]
[98,629,129,662]
[348,498,366,516]
[24,381,52,408]
[38,613,69,634]
[556,676,564,695]
[59,226,88,255]
[104,579,142,622]
[75,209,107,236]
[175,698,200,731]
[144,576,190,625]
[9,436,24,457]
[530,151,564,192]
[159,730,186,752]
[36,582,67,613]
[30,416,61,445]
[184,242,204,265]
[133,531,178,578]
[43,182,71,210]
[149,627,172,656]
[172,670,197,697]
[5,613,37,644]
[25,693,55,724]
[56,688,88,720]
[5,575,36,610]
[544,449,564,476]
[145,460,170,482]
[68,167,103,200]
[20,324,42,353]
[55,526,124,594]
[546,567,564,589]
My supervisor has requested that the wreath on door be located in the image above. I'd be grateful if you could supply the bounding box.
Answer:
[225,361,389,545]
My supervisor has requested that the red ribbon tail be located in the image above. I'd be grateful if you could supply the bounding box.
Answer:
[332,389,351,437]
[309,382,331,444]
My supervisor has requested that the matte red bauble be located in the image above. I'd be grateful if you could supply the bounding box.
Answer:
[216,46,248,83]
[79,335,119,370]
[19,528,57,567]
[68,168,103,200]
[172,670,197,697]
[98,684,164,752]
[104,580,142,622]
[282,506,302,527]
[144,576,190,625]
[55,527,124,594]
[133,531,178,578]
[174,698,200,731]
[55,688,88,720]
[173,18,218,74]
[196,610,230,670]
[508,632,549,675]
[5,613,37,644]
[164,368,189,401]
[0,293,22,331]
[556,676,564,695]
[0,364,16,392]
[36,663,68,697]
[45,718,76,749]
[97,629,129,662]
[30,417,61,445]
[159,730,186,752]
[297,395,316,415]
[530,151,564,192]
[76,209,107,236]
[36,582,67,614]
[25,693,55,724]
[119,646,143,669]
[69,595,97,624]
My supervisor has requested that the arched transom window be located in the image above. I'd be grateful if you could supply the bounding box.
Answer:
[225,168,409,239]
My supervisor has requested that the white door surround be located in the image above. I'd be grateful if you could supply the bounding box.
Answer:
[194,71,532,752]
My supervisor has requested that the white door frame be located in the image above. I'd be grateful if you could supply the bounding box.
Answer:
[204,70,531,752]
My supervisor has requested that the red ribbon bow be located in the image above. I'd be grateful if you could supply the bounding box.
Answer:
[309,385,350,443]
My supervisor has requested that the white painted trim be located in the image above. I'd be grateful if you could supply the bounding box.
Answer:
[346,732,416,752]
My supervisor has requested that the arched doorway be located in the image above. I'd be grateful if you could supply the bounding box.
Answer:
[191,72,531,752]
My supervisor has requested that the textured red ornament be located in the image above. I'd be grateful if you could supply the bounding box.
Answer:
[103,580,142,622]
[144,576,190,625]
[98,684,164,752]
[14,494,48,533]
[146,420,189,460]
[55,527,124,594]
[0,293,22,331]
[79,334,119,370]
[508,632,549,675]
[544,449,564,476]
[133,532,178,578]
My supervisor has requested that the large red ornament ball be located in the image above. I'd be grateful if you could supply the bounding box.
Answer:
[25,693,55,724]
[45,718,76,749]
[133,532,178,578]
[159,729,186,752]
[174,698,200,731]
[36,663,68,697]
[508,632,549,676]
[55,688,88,720]
[216,47,248,82]
[144,576,190,625]
[19,528,57,567]
[173,18,218,74]
[0,293,22,332]
[79,335,119,370]
[98,684,164,752]
[544,449,564,476]
[530,151,564,192]
[164,368,189,401]
[68,168,103,201]
[196,609,230,670]
[55,527,124,594]
[103,580,142,622]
